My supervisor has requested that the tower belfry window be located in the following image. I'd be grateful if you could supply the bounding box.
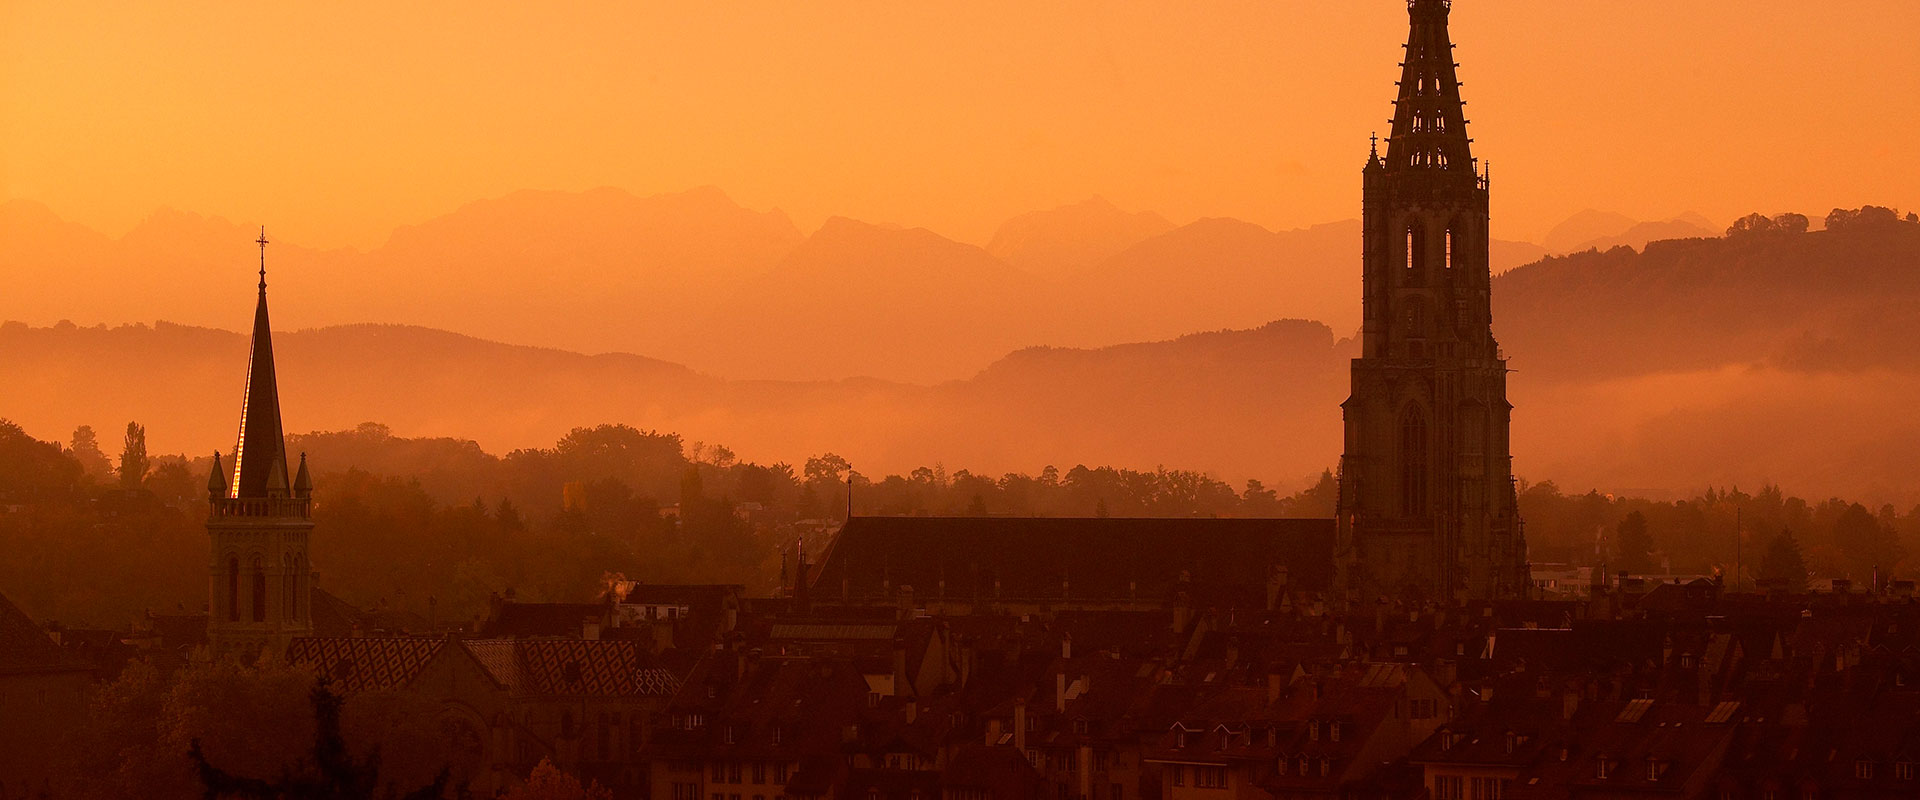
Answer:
[1401,407,1429,516]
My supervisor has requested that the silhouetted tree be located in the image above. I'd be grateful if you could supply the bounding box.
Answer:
[190,679,448,800]
[1833,502,1903,579]
[120,421,150,490]
[1760,529,1810,590]
[1615,511,1655,573]
[500,758,611,800]
[70,424,112,481]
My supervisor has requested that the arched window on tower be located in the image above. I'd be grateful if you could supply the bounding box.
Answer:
[227,556,240,622]
[1445,228,1454,270]
[1401,406,1429,517]
[251,556,267,622]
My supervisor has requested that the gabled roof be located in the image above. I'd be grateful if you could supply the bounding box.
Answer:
[287,636,445,692]
[478,601,606,638]
[0,592,90,675]
[515,639,679,696]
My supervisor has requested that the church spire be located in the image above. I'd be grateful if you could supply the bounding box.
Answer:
[1384,0,1474,174]
[229,226,289,499]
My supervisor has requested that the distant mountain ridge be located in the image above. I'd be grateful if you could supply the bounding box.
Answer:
[8,214,1920,506]
[5,190,1546,382]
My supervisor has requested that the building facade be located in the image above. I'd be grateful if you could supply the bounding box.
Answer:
[205,230,315,661]
[1336,0,1528,604]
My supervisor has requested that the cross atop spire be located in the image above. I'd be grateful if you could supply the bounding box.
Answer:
[1384,0,1474,175]
[256,226,269,291]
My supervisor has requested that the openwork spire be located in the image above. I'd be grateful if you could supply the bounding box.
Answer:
[1384,0,1474,174]
[230,227,289,499]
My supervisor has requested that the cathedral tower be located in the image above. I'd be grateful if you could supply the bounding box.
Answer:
[205,228,314,660]
[1336,0,1527,602]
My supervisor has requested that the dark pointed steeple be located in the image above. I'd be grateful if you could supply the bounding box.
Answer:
[230,226,290,499]
[1385,0,1474,174]
[292,452,312,498]
[208,451,227,500]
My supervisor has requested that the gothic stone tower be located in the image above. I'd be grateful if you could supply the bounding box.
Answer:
[205,229,314,660]
[1335,0,1527,603]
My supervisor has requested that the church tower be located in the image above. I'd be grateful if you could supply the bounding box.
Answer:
[1335,0,1527,603]
[205,228,314,660]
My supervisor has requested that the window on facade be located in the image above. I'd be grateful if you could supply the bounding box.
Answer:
[1898,761,1915,780]
[1308,721,1319,742]
[1400,406,1429,516]
[1111,783,1122,800]
[1406,226,1423,274]
[1469,777,1504,800]
[713,763,725,782]
[753,762,766,784]
[251,557,267,622]
[1169,766,1183,787]
[777,762,791,784]
[1445,229,1454,270]
[1194,766,1227,789]
[1596,758,1614,780]
[1329,722,1341,743]
[1434,775,1463,800]
[728,763,742,783]
[1856,761,1874,780]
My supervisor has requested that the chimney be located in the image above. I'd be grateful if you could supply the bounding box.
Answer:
[1061,634,1072,660]
[582,620,601,641]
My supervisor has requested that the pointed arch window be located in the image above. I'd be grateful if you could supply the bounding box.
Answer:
[1445,229,1454,270]
[227,556,240,621]
[251,556,267,622]
[1401,406,1429,516]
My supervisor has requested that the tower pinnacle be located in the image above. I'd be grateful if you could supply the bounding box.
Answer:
[1385,0,1473,174]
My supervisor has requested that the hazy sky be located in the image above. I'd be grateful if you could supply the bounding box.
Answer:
[6,1,1917,249]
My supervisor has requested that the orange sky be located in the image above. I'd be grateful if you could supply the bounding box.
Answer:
[5,1,1917,249]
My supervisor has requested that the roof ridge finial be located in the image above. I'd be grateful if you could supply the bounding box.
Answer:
[256,225,269,292]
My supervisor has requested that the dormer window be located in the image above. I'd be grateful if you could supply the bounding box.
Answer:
[772,726,783,745]
[1597,757,1615,780]
[1329,722,1341,743]
[1505,732,1517,754]
[1856,760,1874,780]
[1896,761,1914,780]
[1647,759,1666,781]
[1440,730,1453,752]
[723,726,737,745]
[1073,719,1089,735]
